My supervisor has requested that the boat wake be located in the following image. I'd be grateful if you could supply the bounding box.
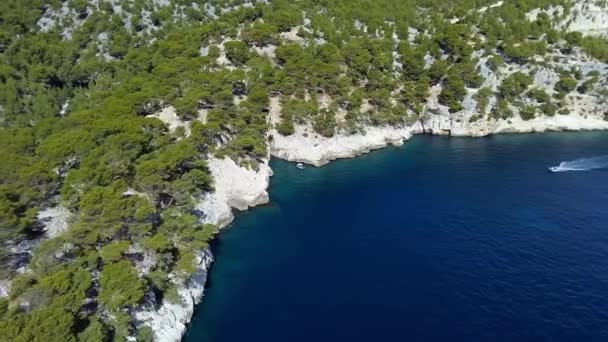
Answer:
[549,155,608,172]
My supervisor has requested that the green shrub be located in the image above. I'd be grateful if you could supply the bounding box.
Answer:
[100,241,130,263]
[519,105,536,121]
[99,261,144,311]
[224,41,250,66]
[527,88,550,103]
[439,70,467,113]
[276,117,295,136]
[499,72,533,99]
[78,317,110,342]
[555,76,578,93]
[540,102,557,117]
[164,285,183,305]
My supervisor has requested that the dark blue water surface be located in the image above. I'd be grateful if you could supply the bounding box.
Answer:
[185,132,608,342]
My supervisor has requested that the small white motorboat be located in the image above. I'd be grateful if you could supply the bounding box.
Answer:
[296,163,305,170]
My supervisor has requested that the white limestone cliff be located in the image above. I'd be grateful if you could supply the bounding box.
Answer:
[134,250,213,342]
[526,0,608,37]
[196,157,272,227]
[269,111,608,167]
[135,157,272,342]
[269,124,421,166]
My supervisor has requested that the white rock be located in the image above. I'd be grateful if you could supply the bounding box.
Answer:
[196,157,272,228]
[280,26,307,45]
[269,124,422,166]
[566,1,608,37]
[59,99,70,117]
[37,206,71,239]
[147,106,191,136]
[136,156,272,341]
[445,113,608,137]
[478,1,503,13]
[252,44,277,59]
[526,1,608,37]
[0,279,11,298]
[197,109,208,125]
[268,97,282,125]
[135,250,213,342]
[270,109,608,166]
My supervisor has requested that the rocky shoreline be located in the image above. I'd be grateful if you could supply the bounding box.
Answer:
[134,156,272,341]
[142,110,608,341]
[270,113,608,167]
[2,0,608,340]
[10,2,607,338]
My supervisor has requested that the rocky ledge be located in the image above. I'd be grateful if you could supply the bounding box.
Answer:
[270,124,421,166]
[269,112,608,167]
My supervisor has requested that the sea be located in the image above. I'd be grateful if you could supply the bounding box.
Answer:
[184,132,608,342]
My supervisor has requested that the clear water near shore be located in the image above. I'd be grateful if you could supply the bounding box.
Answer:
[185,132,608,342]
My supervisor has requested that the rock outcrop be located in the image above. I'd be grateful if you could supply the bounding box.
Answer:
[135,157,272,341]
[566,1,608,37]
[269,111,608,167]
[134,250,213,342]
[196,157,272,227]
[270,124,421,166]
[37,206,71,239]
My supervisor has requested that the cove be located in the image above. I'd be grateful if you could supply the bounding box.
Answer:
[184,132,608,342]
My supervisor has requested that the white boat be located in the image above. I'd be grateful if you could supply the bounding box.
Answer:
[296,163,305,169]
[548,166,560,172]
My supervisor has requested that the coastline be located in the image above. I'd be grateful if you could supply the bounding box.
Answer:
[140,112,608,342]
[2,0,607,340]
[270,113,608,167]
[113,5,608,337]
[175,129,608,342]
[135,157,273,341]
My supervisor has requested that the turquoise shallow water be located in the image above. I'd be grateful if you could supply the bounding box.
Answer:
[185,132,608,342]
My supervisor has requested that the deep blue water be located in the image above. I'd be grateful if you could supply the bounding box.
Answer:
[185,132,608,342]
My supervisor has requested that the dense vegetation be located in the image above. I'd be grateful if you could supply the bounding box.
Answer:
[1,0,607,340]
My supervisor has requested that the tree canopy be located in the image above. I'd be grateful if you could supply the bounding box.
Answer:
[1,0,607,340]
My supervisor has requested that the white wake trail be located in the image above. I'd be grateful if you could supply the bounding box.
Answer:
[549,155,608,172]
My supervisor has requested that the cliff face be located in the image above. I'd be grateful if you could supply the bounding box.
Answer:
[269,113,608,167]
[196,157,272,228]
[525,0,608,37]
[134,250,213,342]
[270,124,419,166]
[134,157,272,341]
[566,1,608,37]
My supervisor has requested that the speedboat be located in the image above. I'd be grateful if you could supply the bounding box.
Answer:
[548,166,560,172]
[296,163,305,170]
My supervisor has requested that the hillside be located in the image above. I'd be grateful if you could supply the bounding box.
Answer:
[1,0,607,341]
